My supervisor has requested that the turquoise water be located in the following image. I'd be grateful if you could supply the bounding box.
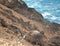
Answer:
[23,0,60,24]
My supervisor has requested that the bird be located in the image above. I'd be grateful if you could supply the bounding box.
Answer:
[25,30,45,46]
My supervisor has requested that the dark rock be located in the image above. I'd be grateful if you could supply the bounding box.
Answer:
[48,36,60,46]
[0,18,8,27]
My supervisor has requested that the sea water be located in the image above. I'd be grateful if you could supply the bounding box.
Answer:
[23,0,60,24]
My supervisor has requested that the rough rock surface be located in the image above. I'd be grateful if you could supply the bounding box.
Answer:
[0,0,60,46]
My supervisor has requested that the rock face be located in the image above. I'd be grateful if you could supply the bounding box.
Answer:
[0,0,60,46]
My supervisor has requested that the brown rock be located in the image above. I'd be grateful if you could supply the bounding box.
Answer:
[0,0,60,46]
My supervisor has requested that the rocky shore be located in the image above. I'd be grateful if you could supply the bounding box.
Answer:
[0,0,60,46]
